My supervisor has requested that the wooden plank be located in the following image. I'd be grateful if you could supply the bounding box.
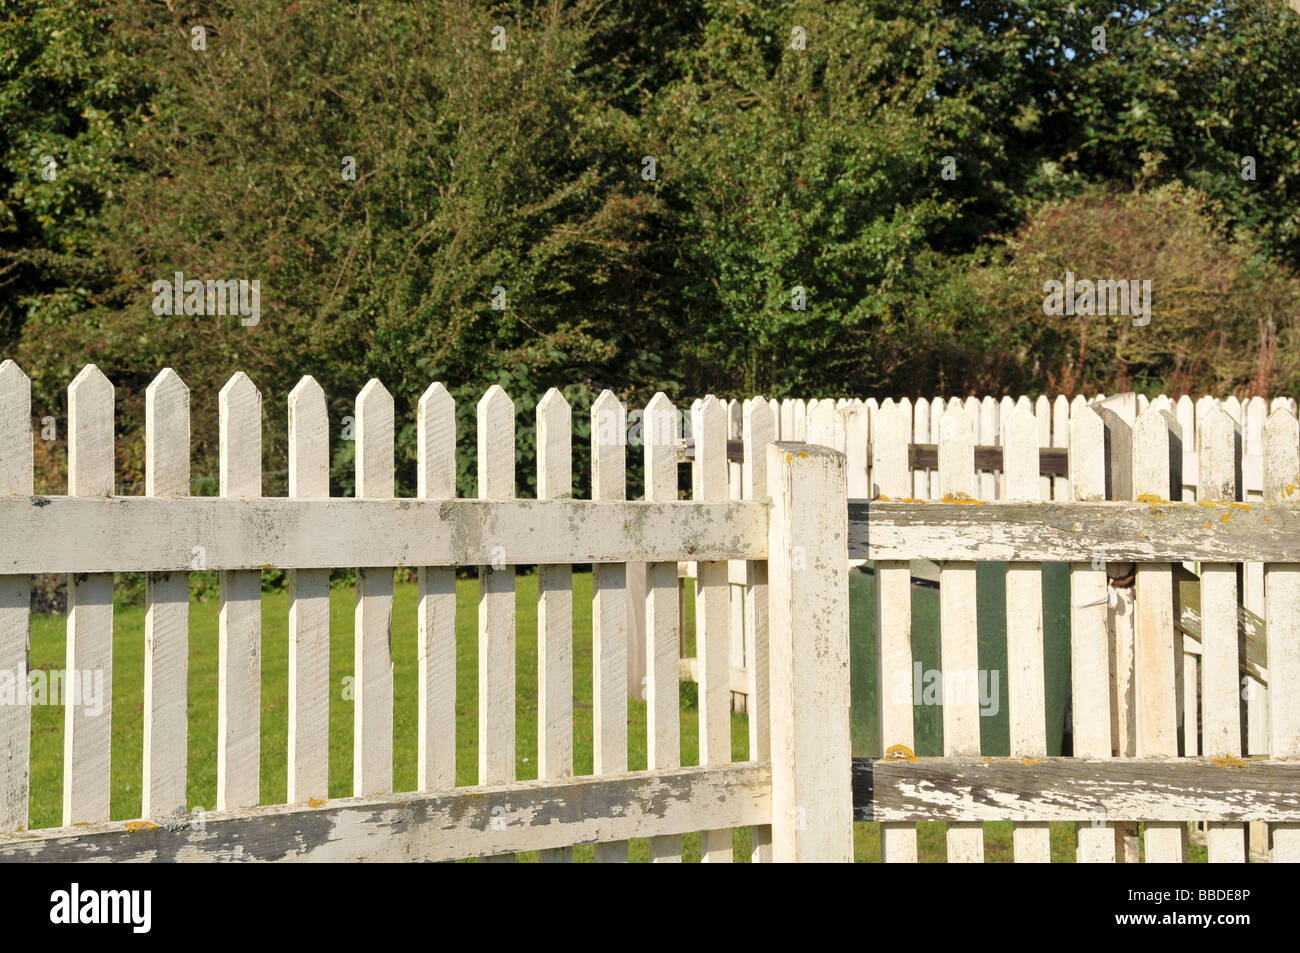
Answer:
[743,397,775,862]
[1052,395,1070,501]
[872,400,917,862]
[143,368,190,819]
[1069,406,1116,861]
[694,396,732,862]
[1198,407,1246,861]
[911,399,929,501]
[980,397,998,501]
[937,403,983,861]
[535,388,573,863]
[853,757,1300,823]
[1264,407,1300,861]
[64,365,115,826]
[417,383,456,793]
[287,376,330,804]
[0,497,768,571]
[768,443,852,861]
[1132,407,1186,861]
[1003,405,1049,861]
[591,390,628,863]
[844,499,1300,563]
[477,385,516,863]
[1242,395,1269,860]
[0,763,772,863]
[727,399,745,712]
[644,393,681,862]
[217,372,262,811]
[354,380,394,797]
[0,361,32,832]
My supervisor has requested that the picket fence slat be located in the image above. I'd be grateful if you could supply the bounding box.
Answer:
[743,397,775,862]
[143,369,190,819]
[591,390,629,863]
[695,396,733,862]
[287,376,330,804]
[1264,408,1300,861]
[1198,407,1246,862]
[0,361,32,833]
[938,404,983,862]
[417,384,457,794]
[644,392,682,862]
[217,372,262,812]
[1004,406,1049,861]
[354,380,395,798]
[873,400,917,862]
[1132,408,1186,861]
[1069,406,1115,861]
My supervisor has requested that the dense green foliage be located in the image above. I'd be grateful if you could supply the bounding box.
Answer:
[2,0,1299,497]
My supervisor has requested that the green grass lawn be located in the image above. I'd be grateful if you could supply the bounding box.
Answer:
[25,568,1203,861]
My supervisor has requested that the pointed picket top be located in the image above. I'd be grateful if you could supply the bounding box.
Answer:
[69,364,115,498]
[1271,396,1293,415]
[872,398,910,499]
[643,392,677,502]
[1222,394,1242,424]
[1263,405,1300,503]
[287,376,328,499]
[534,388,571,502]
[0,360,32,496]
[1198,405,1239,503]
[1244,395,1267,456]
[1002,403,1040,501]
[693,394,727,502]
[590,389,625,502]
[355,379,394,499]
[999,396,1015,426]
[219,371,261,498]
[742,396,776,499]
[145,368,190,498]
[1070,394,1087,419]
[938,401,975,498]
[477,384,514,500]
[807,397,838,448]
[1069,405,1106,501]
[417,382,455,500]
[1132,405,1177,499]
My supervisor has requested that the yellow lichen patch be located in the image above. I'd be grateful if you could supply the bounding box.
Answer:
[1203,522,1213,529]
[785,453,793,463]
[798,451,808,458]
[1136,493,1167,503]
[126,820,159,833]
[1211,755,1247,768]
[1198,499,1221,508]
[1019,758,1044,766]
[1230,502,1250,510]
[899,497,929,503]
[1285,484,1299,499]
[873,494,893,502]
[308,798,326,808]
[883,744,918,762]
[941,493,982,505]
[1221,512,1233,524]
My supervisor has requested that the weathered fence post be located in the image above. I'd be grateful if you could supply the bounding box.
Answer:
[767,442,851,862]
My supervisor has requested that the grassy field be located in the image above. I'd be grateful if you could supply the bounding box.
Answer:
[25,568,1203,861]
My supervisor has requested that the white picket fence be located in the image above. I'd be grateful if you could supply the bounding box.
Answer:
[0,362,851,862]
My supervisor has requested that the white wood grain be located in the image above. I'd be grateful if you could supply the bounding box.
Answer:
[1004,405,1050,861]
[1052,395,1070,502]
[695,395,733,862]
[287,376,330,804]
[0,361,32,832]
[768,443,851,862]
[143,368,190,819]
[0,762,772,863]
[1197,407,1246,861]
[64,365,115,826]
[217,372,261,811]
[1131,408,1186,861]
[644,392,682,862]
[912,398,929,500]
[590,390,628,863]
[1069,406,1115,861]
[743,397,775,862]
[938,403,983,861]
[872,400,917,862]
[354,380,394,797]
[417,383,456,793]
[1264,407,1300,861]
